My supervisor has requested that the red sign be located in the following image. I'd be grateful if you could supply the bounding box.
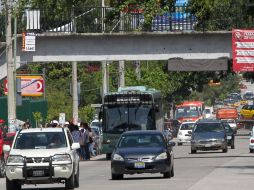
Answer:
[232,29,254,72]
[5,76,44,97]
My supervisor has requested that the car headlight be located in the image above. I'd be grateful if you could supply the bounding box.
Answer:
[52,154,72,164]
[112,154,124,161]
[178,132,182,136]
[155,152,167,160]
[7,155,24,165]
[217,139,225,143]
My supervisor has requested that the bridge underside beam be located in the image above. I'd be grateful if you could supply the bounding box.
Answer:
[0,32,232,64]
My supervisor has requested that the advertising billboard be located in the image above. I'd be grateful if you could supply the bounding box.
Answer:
[232,29,254,72]
[5,76,44,97]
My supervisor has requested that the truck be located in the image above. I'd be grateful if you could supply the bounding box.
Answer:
[216,108,238,132]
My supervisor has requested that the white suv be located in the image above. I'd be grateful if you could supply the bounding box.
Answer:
[4,127,80,190]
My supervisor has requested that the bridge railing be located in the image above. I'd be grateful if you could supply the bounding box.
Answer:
[0,5,254,41]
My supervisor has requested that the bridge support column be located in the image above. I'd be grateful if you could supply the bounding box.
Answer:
[118,61,125,88]
[72,61,78,124]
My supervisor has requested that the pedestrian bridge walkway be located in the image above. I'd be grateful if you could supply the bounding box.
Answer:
[0,31,231,80]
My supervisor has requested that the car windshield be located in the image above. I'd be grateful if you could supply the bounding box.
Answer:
[204,109,211,114]
[175,107,200,119]
[194,123,224,133]
[91,128,100,136]
[180,123,195,130]
[91,122,102,128]
[14,132,67,149]
[118,134,164,148]
[226,119,235,124]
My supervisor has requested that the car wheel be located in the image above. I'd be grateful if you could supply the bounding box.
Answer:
[6,178,21,190]
[177,142,182,146]
[191,149,196,154]
[231,141,235,149]
[171,166,174,177]
[111,173,123,180]
[222,146,228,153]
[106,153,111,160]
[163,171,171,178]
[250,149,254,153]
[65,170,75,189]
[74,164,79,188]
[0,156,6,178]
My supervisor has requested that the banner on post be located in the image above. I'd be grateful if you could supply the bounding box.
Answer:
[5,76,44,97]
[232,29,254,72]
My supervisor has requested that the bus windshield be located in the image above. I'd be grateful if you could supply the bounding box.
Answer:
[104,104,155,133]
[175,107,200,119]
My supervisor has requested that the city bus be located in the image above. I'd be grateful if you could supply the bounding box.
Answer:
[100,86,164,160]
[175,101,204,123]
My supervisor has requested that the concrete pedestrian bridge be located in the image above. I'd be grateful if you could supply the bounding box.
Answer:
[0,31,232,79]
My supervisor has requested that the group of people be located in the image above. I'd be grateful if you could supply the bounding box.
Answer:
[69,122,97,160]
[68,122,97,160]
[45,119,97,160]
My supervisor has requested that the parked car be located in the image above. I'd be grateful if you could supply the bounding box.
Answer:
[221,121,235,149]
[4,128,80,190]
[191,119,228,153]
[111,130,175,179]
[177,122,195,146]
[90,119,102,135]
[249,127,254,153]
[91,126,102,155]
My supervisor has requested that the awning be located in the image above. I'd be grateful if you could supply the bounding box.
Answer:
[168,58,229,71]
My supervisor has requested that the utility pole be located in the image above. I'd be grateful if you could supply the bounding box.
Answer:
[118,11,125,88]
[101,0,105,33]
[134,60,141,81]
[72,61,78,125]
[102,61,108,103]
[71,6,78,125]
[6,0,16,132]
[118,61,125,88]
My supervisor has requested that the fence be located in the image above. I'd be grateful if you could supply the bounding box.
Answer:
[0,5,254,40]
[0,97,47,128]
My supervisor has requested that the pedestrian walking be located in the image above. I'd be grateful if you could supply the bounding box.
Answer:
[83,123,91,160]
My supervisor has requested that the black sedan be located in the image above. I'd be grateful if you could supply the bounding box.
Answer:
[111,130,175,180]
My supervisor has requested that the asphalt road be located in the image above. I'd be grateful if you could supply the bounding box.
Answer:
[0,129,253,190]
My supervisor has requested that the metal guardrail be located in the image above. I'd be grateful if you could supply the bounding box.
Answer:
[0,5,254,41]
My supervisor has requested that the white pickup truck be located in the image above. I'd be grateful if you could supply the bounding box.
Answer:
[4,127,80,190]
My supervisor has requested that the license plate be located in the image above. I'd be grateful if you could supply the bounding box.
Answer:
[227,136,232,140]
[33,170,44,177]
[205,144,211,147]
[134,162,145,169]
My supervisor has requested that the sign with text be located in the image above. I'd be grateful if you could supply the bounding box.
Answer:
[232,29,254,72]
[22,32,36,52]
[5,76,44,97]
[59,113,66,125]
